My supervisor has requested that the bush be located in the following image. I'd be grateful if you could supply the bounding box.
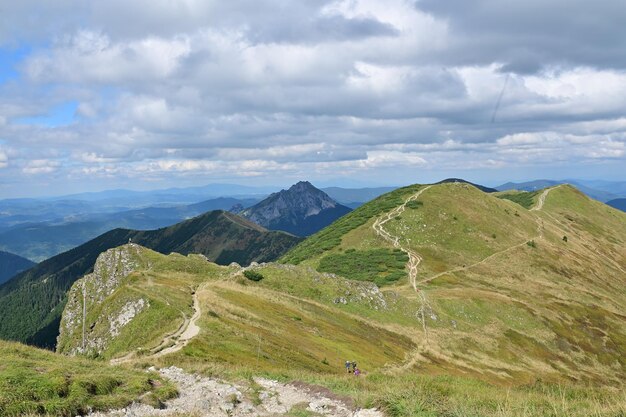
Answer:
[405,200,423,209]
[317,248,409,286]
[526,240,537,248]
[562,235,568,242]
[243,270,264,282]
[497,191,541,209]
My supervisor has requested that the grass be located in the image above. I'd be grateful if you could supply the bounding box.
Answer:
[0,340,176,417]
[317,248,408,286]
[46,182,626,416]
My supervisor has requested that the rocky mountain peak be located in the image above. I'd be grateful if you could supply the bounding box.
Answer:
[240,181,352,236]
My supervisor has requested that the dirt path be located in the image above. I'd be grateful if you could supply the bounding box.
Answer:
[110,290,202,364]
[530,185,560,211]
[153,290,202,357]
[372,186,432,291]
[372,186,432,341]
[87,366,383,417]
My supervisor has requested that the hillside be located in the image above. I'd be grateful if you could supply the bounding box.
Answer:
[241,181,352,236]
[48,237,626,416]
[0,197,259,262]
[281,182,626,385]
[0,250,35,284]
[4,181,626,416]
[0,340,175,416]
[0,210,300,348]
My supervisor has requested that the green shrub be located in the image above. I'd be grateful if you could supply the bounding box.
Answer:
[317,249,409,286]
[497,191,540,209]
[405,200,423,209]
[243,270,264,282]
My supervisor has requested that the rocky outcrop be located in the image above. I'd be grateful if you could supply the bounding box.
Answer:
[57,244,148,356]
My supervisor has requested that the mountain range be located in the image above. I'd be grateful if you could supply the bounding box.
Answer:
[2,180,625,416]
[0,197,259,262]
[0,210,300,348]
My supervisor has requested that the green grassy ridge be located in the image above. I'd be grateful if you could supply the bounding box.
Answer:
[273,182,626,385]
[0,340,176,417]
[48,237,626,416]
[280,184,422,264]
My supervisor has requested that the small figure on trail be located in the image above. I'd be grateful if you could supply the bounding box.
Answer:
[351,361,357,373]
[345,360,351,373]
[354,368,361,376]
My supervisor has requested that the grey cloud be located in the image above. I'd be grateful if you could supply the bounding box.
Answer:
[417,0,626,72]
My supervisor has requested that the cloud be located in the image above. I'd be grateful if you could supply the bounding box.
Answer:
[417,0,626,73]
[23,159,60,174]
[0,0,624,196]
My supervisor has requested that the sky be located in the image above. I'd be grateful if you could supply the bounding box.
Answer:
[0,0,625,198]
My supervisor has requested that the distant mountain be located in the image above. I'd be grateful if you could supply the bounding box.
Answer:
[0,197,259,262]
[496,180,619,202]
[606,198,626,212]
[241,181,352,236]
[436,178,498,193]
[0,210,301,348]
[570,179,626,197]
[0,251,35,285]
[320,186,397,206]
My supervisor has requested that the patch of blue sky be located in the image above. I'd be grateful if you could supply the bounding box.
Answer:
[15,101,79,127]
[0,46,31,84]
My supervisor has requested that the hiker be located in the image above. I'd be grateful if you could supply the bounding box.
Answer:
[351,361,357,373]
[345,360,351,373]
[354,368,361,377]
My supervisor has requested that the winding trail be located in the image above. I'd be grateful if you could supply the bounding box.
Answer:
[530,185,559,211]
[372,186,432,291]
[153,290,202,357]
[110,290,202,364]
[372,186,432,341]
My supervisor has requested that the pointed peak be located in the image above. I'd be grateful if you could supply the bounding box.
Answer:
[288,181,316,192]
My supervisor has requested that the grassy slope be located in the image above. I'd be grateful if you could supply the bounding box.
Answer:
[51,235,626,416]
[279,182,626,386]
[42,183,626,416]
[0,340,176,416]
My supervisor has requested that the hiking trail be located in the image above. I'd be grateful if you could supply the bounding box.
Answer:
[111,289,202,364]
[372,186,432,341]
[89,366,383,417]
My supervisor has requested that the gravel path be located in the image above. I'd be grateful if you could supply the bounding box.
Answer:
[86,367,383,417]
